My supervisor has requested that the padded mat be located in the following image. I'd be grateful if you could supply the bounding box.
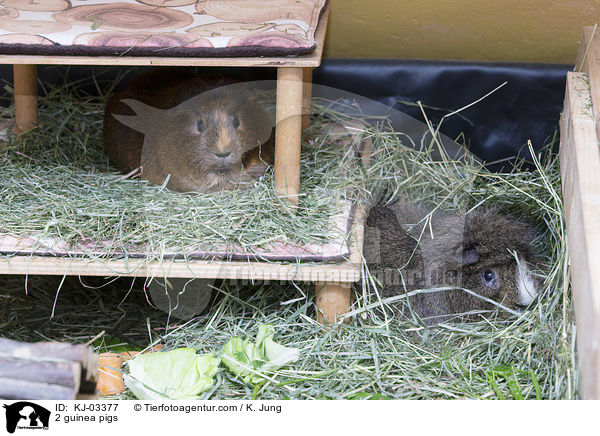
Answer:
[0,0,327,57]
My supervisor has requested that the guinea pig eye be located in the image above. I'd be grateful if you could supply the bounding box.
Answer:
[481,269,498,289]
[232,115,240,129]
[197,120,205,133]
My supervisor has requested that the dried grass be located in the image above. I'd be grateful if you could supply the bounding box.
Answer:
[0,74,575,399]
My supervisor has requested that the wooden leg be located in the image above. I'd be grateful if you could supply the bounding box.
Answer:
[13,64,38,134]
[275,67,303,208]
[302,67,313,130]
[315,282,352,324]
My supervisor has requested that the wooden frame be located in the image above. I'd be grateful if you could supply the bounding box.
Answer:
[559,26,600,399]
[560,72,600,400]
[0,5,359,323]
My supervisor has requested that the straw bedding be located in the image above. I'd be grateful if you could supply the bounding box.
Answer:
[0,75,576,399]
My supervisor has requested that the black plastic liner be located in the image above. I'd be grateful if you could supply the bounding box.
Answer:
[313,59,571,170]
[0,59,571,170]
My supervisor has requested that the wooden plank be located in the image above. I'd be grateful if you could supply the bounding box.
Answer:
[0,53,320,68]
[0,5,329,68]
[559,72,600,399]
[0,255,360,282]
[0,253,360,282]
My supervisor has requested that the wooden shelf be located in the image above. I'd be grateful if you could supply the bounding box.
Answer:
[0,5,329,68]
[0,203,365,283]
[0,255,360,282]
[0,3,359,323]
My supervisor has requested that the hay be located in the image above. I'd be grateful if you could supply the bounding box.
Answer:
[0,80,365,260]
[0,74,576,399]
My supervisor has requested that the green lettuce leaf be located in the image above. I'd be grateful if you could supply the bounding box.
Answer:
[124,348,220,400]
[221,324,300,384]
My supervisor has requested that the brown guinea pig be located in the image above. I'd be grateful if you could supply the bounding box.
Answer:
[363,201,542,324]
[103,69,274,193]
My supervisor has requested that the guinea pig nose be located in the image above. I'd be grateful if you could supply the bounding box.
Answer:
[214,151,231,159]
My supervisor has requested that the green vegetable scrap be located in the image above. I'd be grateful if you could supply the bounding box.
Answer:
[221,324,300,385]
[124,348,220,400]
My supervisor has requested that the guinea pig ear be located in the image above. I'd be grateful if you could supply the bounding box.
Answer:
[112,99,165,134]
[452,245,481,266]
[521,222,538,246]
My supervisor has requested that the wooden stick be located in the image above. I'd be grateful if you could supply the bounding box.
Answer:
[0,378,76,400]
[0,358,81,390]
[0,338,86,364]
[302,67,313,130]
[13,64,38,133]
[0,338,98,381]
[274,67,304,207]
[559,72,600,399]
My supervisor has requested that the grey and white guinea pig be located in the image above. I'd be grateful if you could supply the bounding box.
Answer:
[363,201,542,324]
[103,69,274,193]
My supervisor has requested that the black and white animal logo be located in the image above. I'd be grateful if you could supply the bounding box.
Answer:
[3,402,50,434]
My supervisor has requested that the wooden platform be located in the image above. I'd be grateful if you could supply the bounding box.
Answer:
[0,203,365,284]
[0,4,360,324]
[0,5,328,68]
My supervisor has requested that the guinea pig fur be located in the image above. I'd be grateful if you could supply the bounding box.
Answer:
[363,201,542,324]
[103,69,274,193]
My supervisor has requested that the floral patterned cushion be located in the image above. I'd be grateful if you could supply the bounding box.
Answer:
[0,0,327,57]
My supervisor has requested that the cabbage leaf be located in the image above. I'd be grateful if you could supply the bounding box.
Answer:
[124,348,220,400]
[221,324,300,384]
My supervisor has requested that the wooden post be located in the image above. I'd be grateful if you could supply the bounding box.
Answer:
[302,68,313,130]
[315,282,352,324]
[313,121,371,325]
[13,64,38,133]
[275,67,303,207]
[559,72,600,400]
